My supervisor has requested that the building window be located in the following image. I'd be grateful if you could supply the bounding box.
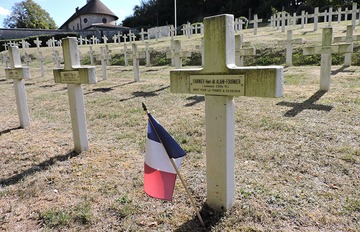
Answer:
[84,18,88,23]
[102,18,107,23]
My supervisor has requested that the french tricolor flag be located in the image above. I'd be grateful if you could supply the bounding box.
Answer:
[144,113,186,201]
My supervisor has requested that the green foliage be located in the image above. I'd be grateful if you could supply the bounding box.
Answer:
[256,48,285,65]
[40,208,71,227]
[3,0,57,29]
[121,0,349,28]
[81,55,92,65]
[39,201,93,228]
[150,51,169,66]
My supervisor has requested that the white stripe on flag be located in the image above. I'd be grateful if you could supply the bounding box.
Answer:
[145,138,183,174]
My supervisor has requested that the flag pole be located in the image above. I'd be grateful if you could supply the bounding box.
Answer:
[142,103,205,227]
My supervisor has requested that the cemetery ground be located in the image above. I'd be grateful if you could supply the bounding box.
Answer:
[0,22,359,231]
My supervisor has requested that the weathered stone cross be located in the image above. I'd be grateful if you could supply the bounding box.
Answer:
[277,30,302,66]
[5,46,31,128]
[131,44,145,82]
[334,25,360,67]
[235,34,255,66]
[100,46,111,80]
[170,14,283,211]
[166,40,191,69]
[303,27,352,91]
[53,38,97,153]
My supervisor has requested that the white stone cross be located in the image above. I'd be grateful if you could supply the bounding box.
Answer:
[112,34,118,44]
[166,40,191,69]
[145,41,152,67]
[334,25,360,67]
[122,34,128,43]
[91,35,98,45]
[170,14,283,211]
[303,27,352,91]
[38,51,45,77]
[351,3,358,29]
[235,34,255,67]
[277,30,303,66]
[2,42,8,51]
[24,52,31,66]
[88,46,94,65]
[52,50,61,68]
[100,46,111,80]
[313,7,319,31]
[53,37,97,153]
[250,14,262,35]
[34,37,42,50]
[78,36,84,45]
[5,46,31,128]
[139,28,146,42]
[131,44,145,82]
[102,35,108,44]
[123,43,130,66]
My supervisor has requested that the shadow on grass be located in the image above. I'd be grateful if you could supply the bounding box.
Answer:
[0,126,22,136]
[119,85,169,102]
[185,95,205,107]
[175,204,225,232]
[331,66,354,76]
[85,81,137,95]
[39,84,55,88]
[276,90,333,117]
[0,150,79,187]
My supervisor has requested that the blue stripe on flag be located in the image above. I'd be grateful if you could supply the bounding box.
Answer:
[147,113,186,159]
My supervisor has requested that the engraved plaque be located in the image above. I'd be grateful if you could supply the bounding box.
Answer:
[190,75,245,96]
[6,69,22,79]
[60,71,80,83]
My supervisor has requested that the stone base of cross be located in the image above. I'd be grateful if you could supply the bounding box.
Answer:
[5,46,31,128]
[171,14,283,211]
[53,38,97,153]
[303,27,352,91]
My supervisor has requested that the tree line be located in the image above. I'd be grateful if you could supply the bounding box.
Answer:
[122,0,359,28]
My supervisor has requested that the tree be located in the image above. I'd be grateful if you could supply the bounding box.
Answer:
[3,0,57,29]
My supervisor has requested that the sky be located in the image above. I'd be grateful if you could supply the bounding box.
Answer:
[0,0,141,28]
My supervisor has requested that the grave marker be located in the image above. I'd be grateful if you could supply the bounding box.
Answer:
[166,40,191,69]
[277,30,302,66]
[145,42,152,67]
[131,44,145,82]
[88,46,94,65]
[102,35,108,44]
[34,37,42,50]
[100,46,111,80]
[303,27,352,91]
[170,14,283,210]
[5,46,31,128]
[250,14,262,35]
[235,34,255,66]
[38,51,45,77]
[53,38,97,153]
[334,25,360,66]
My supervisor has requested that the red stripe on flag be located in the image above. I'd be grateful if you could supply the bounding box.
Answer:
[144,163,177,201]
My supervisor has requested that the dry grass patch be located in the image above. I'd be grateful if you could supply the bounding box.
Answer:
[0,21,359,231]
